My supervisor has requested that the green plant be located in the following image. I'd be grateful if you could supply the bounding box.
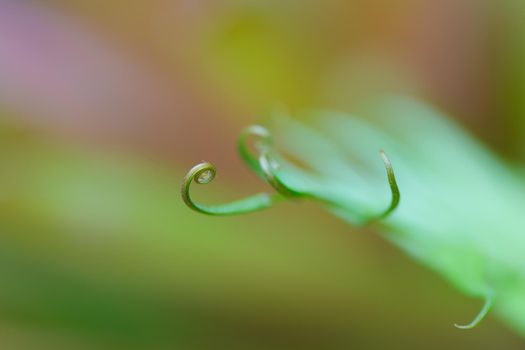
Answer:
[182,125,399,218]
[181,96,525,334]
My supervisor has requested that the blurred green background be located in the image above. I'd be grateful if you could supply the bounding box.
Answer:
[0,0,524,349]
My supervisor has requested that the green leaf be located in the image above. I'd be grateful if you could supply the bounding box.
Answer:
[267,96,525,334]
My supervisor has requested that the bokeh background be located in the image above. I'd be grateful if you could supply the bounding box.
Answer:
[0,0,524,349]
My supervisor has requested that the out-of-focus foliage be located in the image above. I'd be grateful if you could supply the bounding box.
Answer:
[268,96,525,335]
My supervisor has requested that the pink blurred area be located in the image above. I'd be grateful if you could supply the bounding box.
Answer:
[0,0,240,165]
[0,0,503,163]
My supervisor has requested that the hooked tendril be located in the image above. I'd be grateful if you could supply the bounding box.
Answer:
[374,150,400,221]
[257,151,301,197]
[237,125,296,196]
[237,125,273,178]
[454,291,495,330]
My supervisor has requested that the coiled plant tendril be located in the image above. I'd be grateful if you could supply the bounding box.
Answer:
[180,161,280,216]
[181,125,400,218]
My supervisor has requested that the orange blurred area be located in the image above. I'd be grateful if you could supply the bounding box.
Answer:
[0,0,524,349]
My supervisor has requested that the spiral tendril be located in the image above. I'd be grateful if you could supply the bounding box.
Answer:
[181,161,280,216]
